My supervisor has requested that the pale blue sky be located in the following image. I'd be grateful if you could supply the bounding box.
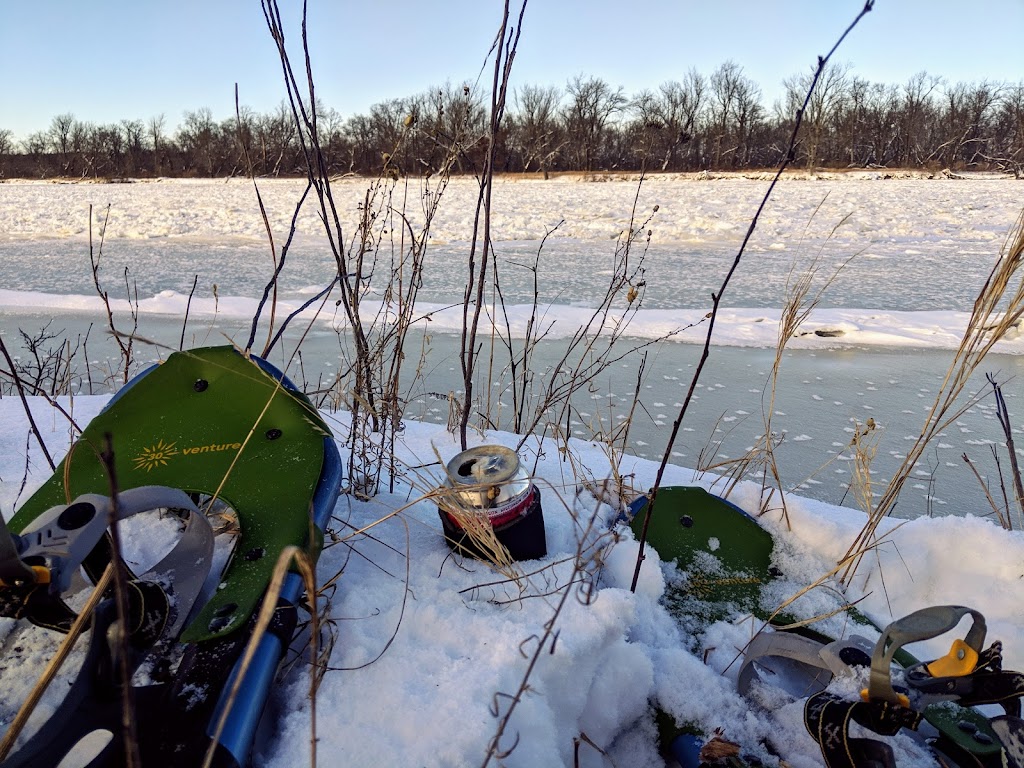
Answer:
[2,1,1022,140]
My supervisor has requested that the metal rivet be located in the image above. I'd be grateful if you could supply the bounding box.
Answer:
[193,379,209,392]
[679,515,694,528]
[265,428,282,440]
[957,720,977,734]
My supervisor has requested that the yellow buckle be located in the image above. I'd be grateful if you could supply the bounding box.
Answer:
[861,688,910,708]
[926,639,978,678]
[0,565,51,588]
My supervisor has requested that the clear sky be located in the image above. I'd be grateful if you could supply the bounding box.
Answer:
[2,1,1022,141]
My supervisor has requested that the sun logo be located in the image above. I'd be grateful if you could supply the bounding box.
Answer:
[133,439,179,472]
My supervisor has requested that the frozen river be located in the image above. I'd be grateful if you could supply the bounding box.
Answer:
[1,174,1022,518]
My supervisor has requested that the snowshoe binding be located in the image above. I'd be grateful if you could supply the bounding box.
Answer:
[625,487,1024,767]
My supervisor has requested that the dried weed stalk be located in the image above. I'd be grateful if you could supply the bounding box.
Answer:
[840,209,1024,584]
[962,373,1024,530]
[260,0,467,495]
[756,207,856,527]
[88,204,139,386]
[631,0,876,591]
[489,185,676,454]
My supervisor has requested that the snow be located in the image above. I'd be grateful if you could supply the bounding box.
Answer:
[1,174,1024,766]
[1,395,1023,767]
[1,175,1023,353]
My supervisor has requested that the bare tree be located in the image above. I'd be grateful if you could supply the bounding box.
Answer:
[411,82,488,175]
[709,61,738,167]
[0,128,12,177]
[662,73,706,169]
[231,105,258,176]
[256,102,298,176]
[630,73,706,171]
[48,113,76,174]
[509,83,563,176]
[177,107,217,175]
[316,105,348,174]
[927,80,998,168]
[93,123,126,177]
[897,71,941,166]
[364,97,410,172]
[563,75,626,171]
[829,75,868,165]
[69,121,99,177]
[343,112,375,174]
[121,119,146,176]
[731,75,763,167]
[22,131,48,155]
[784,62,849,169]
[148,114,166,174]
[991,81,1024,176]
[862,82,901,165]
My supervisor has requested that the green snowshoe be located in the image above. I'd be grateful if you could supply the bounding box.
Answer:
[626,486,1024,768]
[0,346,342,767]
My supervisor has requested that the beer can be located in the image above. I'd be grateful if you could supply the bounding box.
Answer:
[438,445,547,561]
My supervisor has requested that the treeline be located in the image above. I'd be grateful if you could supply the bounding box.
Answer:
[2,63,1023,180]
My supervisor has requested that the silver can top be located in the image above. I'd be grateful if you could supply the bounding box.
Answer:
[445,445,532,511]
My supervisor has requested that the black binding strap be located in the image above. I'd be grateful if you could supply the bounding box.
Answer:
[804,691,923,768]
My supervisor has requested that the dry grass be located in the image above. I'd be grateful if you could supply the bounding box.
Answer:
[840,208,1024,585]
[751,207,857,527]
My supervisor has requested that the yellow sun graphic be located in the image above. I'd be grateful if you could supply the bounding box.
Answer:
[133,439,179,472]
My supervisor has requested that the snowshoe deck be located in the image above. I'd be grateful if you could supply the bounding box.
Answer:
[0,346,342,767]
[628,485,774,621]
[11,345,334,642]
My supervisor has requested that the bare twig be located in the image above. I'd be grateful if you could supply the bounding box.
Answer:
[459,0,527,449]
[0,335,55,471]
[988,373,1024,528]
[631,0,876,591]
[99,435,141,768]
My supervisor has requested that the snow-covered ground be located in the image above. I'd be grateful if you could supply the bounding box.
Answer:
[1,176,1023,765]
[0,393,1022,767]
